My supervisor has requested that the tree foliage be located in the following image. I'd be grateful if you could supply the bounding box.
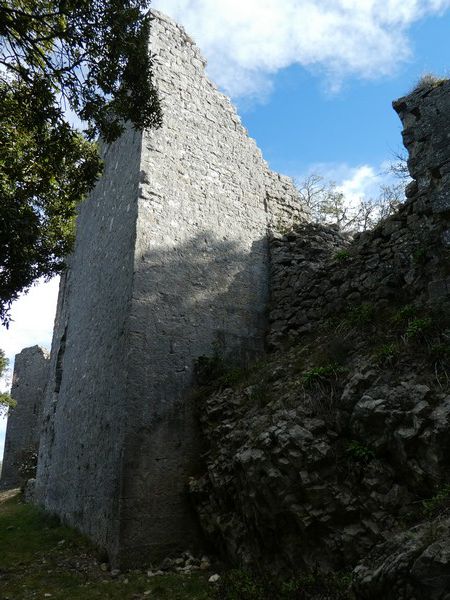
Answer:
[297,172,405,232]
[0,349,15,415]
[0,1,162,325]
[0,78,102,324]
[0,0,162,141]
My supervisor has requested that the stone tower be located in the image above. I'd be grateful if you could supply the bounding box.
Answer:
[33,11,306,566]
[1,346,49,490]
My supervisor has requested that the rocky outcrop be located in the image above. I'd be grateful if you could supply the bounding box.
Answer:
[353,514,450,600]
[191,353,450,578]
[190,78,450,598]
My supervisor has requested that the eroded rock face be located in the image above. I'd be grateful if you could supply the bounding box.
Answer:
[353,516,450,600]
[191,366,450,576]
[191,78,450,597]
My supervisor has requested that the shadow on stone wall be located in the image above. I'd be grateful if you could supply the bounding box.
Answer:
[116,230,270,565]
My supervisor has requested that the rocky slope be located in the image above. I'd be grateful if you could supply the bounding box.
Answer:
[190,78,450,599]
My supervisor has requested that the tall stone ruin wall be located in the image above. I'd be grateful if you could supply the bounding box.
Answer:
[33,10,307,567]
[0,346,49,490]
[34,127,142,560]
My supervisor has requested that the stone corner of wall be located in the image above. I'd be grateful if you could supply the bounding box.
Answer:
[264,168,310,231]
[151,9,207,67]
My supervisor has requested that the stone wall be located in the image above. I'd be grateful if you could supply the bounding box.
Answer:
[268,79,450,350]
[34,125,143,558]
[190,79,450,597]
[34,10,307,567]
[1,346,49,490]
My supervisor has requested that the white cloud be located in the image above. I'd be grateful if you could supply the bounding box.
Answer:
[301,161,389,195]
[296,159,404,221]
[153,0,450,97]
[0,277,59,370]
[337,164,382,208]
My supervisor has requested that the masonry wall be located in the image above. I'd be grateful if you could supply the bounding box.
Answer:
[34,127,142,557]
[267,78,450,351]
[115,12,307,564]
[34,10,306,566]
[188,79,450,587]
[1,346,49,490]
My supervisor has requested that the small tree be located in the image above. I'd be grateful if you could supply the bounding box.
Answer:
[387,150,410,183]
[296,173,405,232]
[297,174,347,226]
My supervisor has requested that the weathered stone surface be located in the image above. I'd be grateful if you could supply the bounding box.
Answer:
[20,15,450,594]
[191,363,450,576]
[394,78,450,215]
[190,78,450,589]
[33,11,307,567]
[269,81,450,351]
[1,346,49,490]
[353,516,450,599]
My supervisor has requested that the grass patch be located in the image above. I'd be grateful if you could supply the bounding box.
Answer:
[345,303,375,327]
[422,484,450,518]
[391,303,417,325]
[302,364,347,387]
[405,317,433,340]
[333,249,351,262]
[345,441,375,464]
[372,342,399,365]
[413,73,448,92]
[216,569,354,600]
[0,491,213,600]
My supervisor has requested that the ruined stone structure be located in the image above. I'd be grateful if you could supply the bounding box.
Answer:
[0,346,49,490]
[27,11,306,566]
[190,78,450,598]
[3,11,449,596]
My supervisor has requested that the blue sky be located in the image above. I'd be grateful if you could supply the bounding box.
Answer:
[239,10,450,177]
[1,1,450,459]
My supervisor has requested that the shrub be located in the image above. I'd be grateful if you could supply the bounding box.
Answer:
[373,342,399,364]
[346,303,375,326]
[0,393,16,417]
[392,304,416,324]
[413,73,447,91]
[429,343,450,360]
[422,484,450,517]
[302,364,347,387]
[334,249,351,261]
[405,317,433,339]
[346,440,375,463]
